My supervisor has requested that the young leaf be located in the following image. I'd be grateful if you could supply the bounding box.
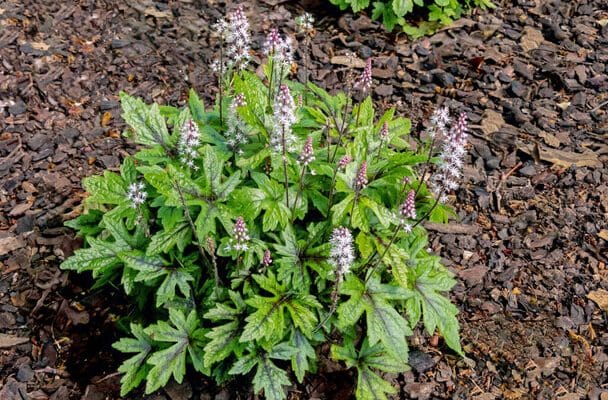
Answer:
[120,92,171,148]
[113,324,153,396]
[252,357,291,400]
[144,310,206,394]
[290,329,315,383]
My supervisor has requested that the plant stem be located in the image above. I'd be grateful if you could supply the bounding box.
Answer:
[173,179,216,285]
[313,275,343,333]
[291,165,306,220]
[267,49,275,109]
[281,126,290,208]
[326,167,339,216]
[415,136,436,197]
[364,189,444,284]
[219,37,224,130]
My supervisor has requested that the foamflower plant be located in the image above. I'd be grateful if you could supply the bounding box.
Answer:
[61,8,468,400]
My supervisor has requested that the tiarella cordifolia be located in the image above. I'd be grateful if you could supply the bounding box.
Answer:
[263,28,293,67]
[380,121,389,140]
[261,250,272,267]
[338,155,352,170]
[295,13,314,33]
[399,189,417,223]
[225,6,251,70]
[354,58,373,92]
[329,227,355,279]
[179,119,201,169]
[298,136,315,166]
[126,182,147,208]
[354,161,368,190]
[229,216,250,252]
[432,112,468,202]
[428,106,450,138]
[271,84,298,153]
[225,93,248,152]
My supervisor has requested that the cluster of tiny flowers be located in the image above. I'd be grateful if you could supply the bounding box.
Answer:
[338,155,352,169]
[262,250,272,267]
[295,13,314,33]
[354,58,373,92]
[432,112,468,202]
[354,161,368,190]
[211,6,251,71]
[329,227,355,278]
[126,182,147,208]
[263,28,293,67]
[428,107,450,138]
[179,119,201,169]
[225,93,248,153]
[271,84,298,154]
[380,121,389,140]
[298,136,315,166]
[399,189,417,223]
[228,216,250,252]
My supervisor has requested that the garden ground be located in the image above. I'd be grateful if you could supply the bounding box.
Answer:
[0,0,607,399]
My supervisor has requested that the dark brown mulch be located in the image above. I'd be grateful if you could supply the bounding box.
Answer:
[1,0,607,399]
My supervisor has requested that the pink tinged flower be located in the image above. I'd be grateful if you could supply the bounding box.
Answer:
[355,58,373,92]
[296,13,314,33]
[298,136,315,166]
[271,84,298,153]
[432,111,468,196]
[399,190,417,220]
[233,93,247,108]
[262,249,272,267]
[127,182,147,208]
[264,28,282,54]
[232,216,250,251]
[224,6,251,69]
[380,121,389,140]
[329,227,355,277]
[338,155,352,169]
[354,161,368,190]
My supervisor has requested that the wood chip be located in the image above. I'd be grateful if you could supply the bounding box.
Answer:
[480,109,505,135]
[517,142,601,168]
[0,234,26,256]
[424,222,480,235]
[330,55,366,69]
[0,333,29,348]
[521,26,545,52]
[587,289,608,312]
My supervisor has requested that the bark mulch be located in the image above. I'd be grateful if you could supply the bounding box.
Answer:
[1,0,607,399]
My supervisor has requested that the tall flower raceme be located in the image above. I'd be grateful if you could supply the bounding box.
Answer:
[431,112,468,202]
[178,119,201,170]
[354,58,373,93]
[428,106,450,139]
[211,6,251,72]
[295,13,315,34]
[227,216,250,252]
[354,161,368,190]
[271,84,298,154]
[329,227,355,280]
[263,28,293,69]
[298,136,315,166]
[225,93,248,153]
[399,190,416,232]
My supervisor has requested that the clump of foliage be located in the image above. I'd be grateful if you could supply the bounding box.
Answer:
[61,7,467,400]
[330,0,494,37]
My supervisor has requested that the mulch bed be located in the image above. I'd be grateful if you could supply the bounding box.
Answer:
[1,0,607,399]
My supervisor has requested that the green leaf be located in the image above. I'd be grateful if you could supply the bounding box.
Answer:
[144,310,206,393]
[408,264,463,355]
[356,365,397,400]
[392,0,414,17]
[112,323,152,396]
[120,92,171,148]
[203,321,242,368]
[146,221,190,255]
[252,357,291,400]
[290,329,315,383]
[350,0,371,12]
[83,171,126,205]
[120,157,137,183]
[240,294,287,343]
[60,237,130,277]
[189,89,206,122]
